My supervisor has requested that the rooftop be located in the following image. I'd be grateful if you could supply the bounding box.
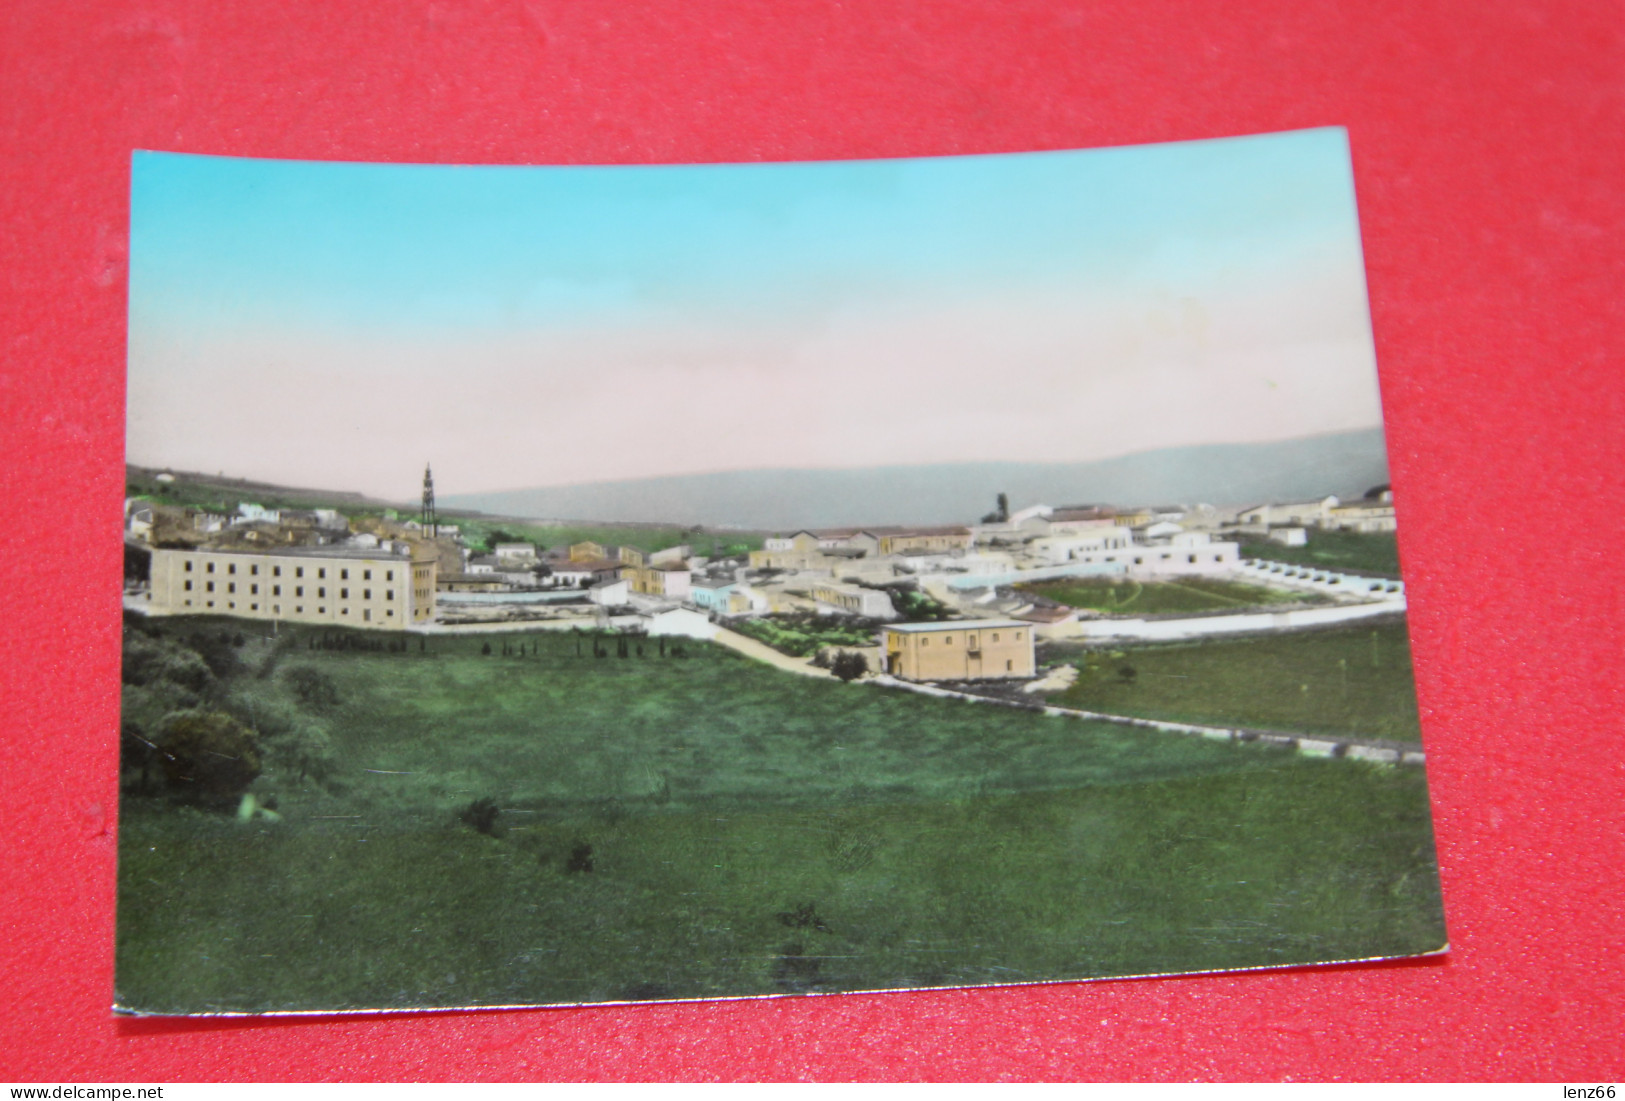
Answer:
[881,619,1029,633]
[162,544,411,561]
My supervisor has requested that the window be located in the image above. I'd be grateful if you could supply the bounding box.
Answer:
[184,560,193,572]
[206,581,215,593]
[207,562,215,573]
[296,606,303,614]
[318,587,326,598]
[184,580,192,591]
[228,582,236,594]
[250,603,258,611]
[341,608,349,616]
[387,609,394,617]
[318,568,326,579]
[318,607,325,614]
[1006,660,1013,671]
[296,566,304,578]
[229,563,236,575]
[364,569,372,581]
[1014,632,1023,641]
[250,564,259,576]
[296,586,304,597]
[944,636,954,645]
[990,632,999,642]
[363,609,371,621]
[363,589,371,600]
[387,570,394,582]
[340,588,349,599]
[273,566,281,577]
[386,590,393,601]
[920,637,929,647]
[250,583,258,595]
[341,569,349,580]
[273,605,280,614]
[272,585,280,596]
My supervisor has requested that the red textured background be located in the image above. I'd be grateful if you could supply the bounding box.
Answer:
[2,0,1622,1081]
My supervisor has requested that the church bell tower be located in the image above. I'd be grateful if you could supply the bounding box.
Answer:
[421,462,438,539]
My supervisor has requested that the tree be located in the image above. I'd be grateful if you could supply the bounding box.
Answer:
[157,710,262,801]
[980,491,1011,524]
[120,721,159,794]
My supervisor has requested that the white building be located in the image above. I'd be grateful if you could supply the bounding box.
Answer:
[643,607,717,640]
[811,582,897,619]
[144,543,438,628]
[589,578,630,607]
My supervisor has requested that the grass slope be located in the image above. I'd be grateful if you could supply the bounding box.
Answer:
[1050,620,1423,742]
[116,621,1443,1012]
[1238,529,1402,577]
[1018,576,1318,615]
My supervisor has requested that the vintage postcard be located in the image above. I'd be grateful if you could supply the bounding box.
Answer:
[118,128,1445,1014]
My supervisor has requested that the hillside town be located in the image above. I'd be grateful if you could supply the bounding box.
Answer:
[124,465,1402,683]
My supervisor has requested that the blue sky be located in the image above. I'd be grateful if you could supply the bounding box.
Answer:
[127,128,1385,500]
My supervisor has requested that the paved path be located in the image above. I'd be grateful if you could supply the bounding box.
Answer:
[710,626,838,679]
[866,674,1426,766]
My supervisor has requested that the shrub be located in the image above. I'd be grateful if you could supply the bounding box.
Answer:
[157,710,262,801]
[459,797,500,835]
[283,666,340,709]
[831,651,868,681]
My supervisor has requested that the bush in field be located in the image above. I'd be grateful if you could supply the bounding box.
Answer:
[831,651,868,682]
[283,665,340,709]
[459,797,500,836]
[156,710,262,801]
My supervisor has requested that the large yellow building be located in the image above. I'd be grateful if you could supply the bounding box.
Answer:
[880,619,1035,680]
[145,543,438,628]
[875,527,974,556]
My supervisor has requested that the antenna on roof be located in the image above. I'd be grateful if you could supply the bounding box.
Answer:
[422,463,438,539]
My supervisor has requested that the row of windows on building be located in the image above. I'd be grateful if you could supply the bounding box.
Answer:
[913,630,1022,647]
[1083,553,1227,564]
[183,580,395,601]
[183,559,394,582]
[178,598,395,621]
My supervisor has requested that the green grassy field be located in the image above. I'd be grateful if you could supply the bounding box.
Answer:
[1017,575,1319,615]
[1238,529,1402,577]
[116,619,1443,1012]
[1049,619,1423,742]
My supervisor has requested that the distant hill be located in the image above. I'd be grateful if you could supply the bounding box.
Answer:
[444,428,1391,531]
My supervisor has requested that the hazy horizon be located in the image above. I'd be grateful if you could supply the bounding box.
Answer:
[127,129,1386,502]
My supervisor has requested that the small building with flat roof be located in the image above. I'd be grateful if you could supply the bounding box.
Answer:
[880,619,1035,681]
